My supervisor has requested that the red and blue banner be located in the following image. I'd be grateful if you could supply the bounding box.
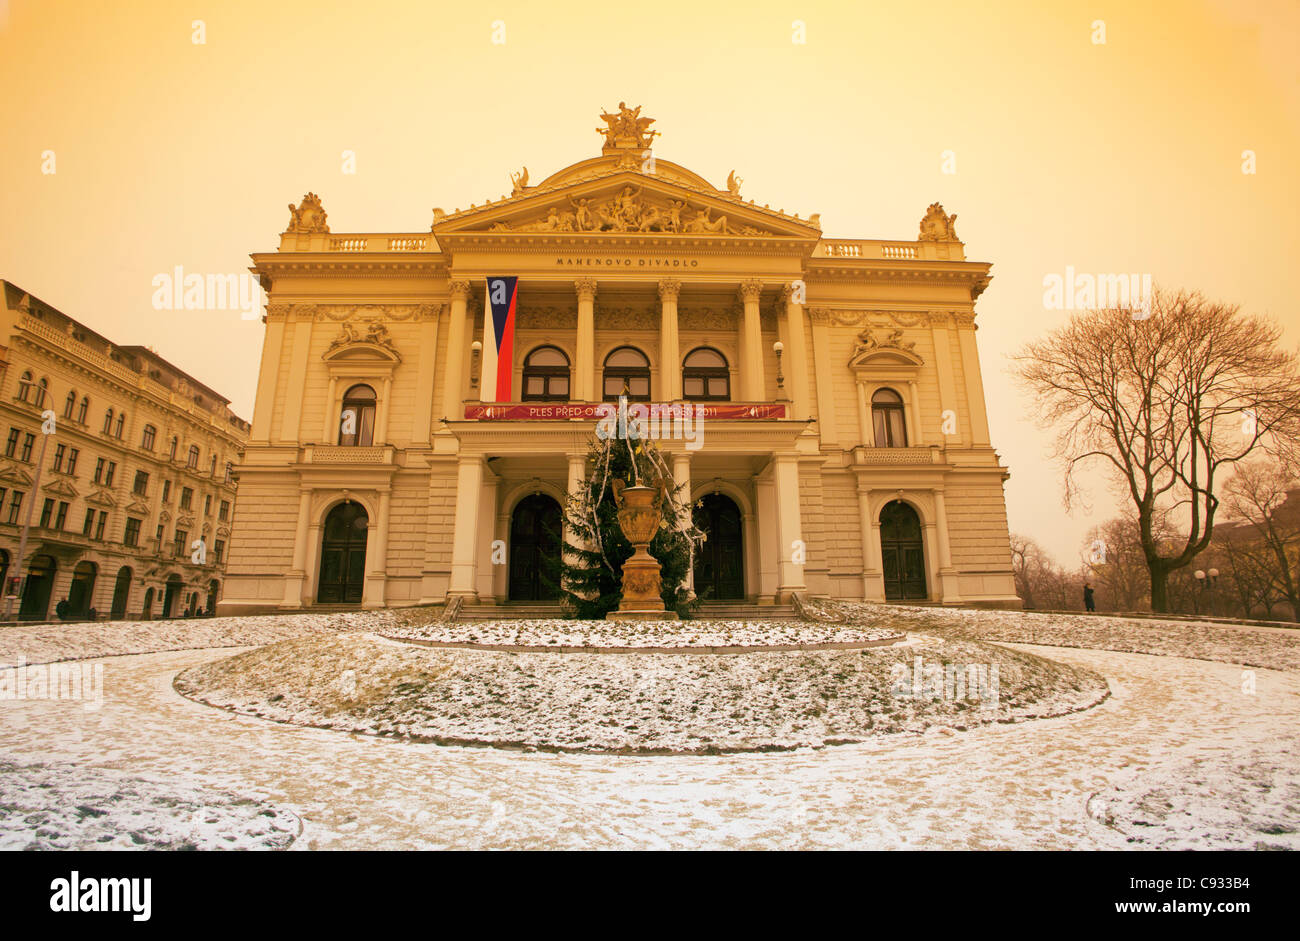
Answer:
[479,276,518,402]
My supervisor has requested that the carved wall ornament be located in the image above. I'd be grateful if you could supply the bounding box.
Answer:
[483,186,773,236]
[518,307,578,329]
[326,318,399,358]
[313,304,440,322]
[726,170,743,196]
[285,193,330,234]
[918,202,959,242]
[852,327,917,359]
[510,167,529,196]
[678,308,736,331]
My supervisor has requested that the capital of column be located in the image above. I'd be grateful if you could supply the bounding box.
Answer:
[737,278,764,303]
[658,278,681,302]
[575,277,598,302]
[778,282,795,305]
[448,279,472,301]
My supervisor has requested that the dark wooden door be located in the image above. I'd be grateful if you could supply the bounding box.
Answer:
[880,500,927,600]
[693,493,744,600]
[509,494,561,600]
[19,555,56,620]
[318,501,369,604]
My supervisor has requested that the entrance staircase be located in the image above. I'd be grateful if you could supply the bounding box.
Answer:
[451,600,799,621]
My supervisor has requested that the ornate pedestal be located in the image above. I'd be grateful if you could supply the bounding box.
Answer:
[607,483,674,621]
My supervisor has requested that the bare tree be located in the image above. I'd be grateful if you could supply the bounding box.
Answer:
[1015,288,1300,612]
[1011,533,1081,610]
[1082,515,1150,611]
[1222,457,1300,621]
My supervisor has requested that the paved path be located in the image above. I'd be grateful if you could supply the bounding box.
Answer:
[1,643,1294,849]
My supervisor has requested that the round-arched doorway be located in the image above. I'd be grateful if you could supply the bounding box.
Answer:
[19,554,57,620]
[508,494,562,601]
[318,501,369,604]
[692,492,744,600]
[110,566,133,620]
[67,561,98,619]
[880,500,927,601]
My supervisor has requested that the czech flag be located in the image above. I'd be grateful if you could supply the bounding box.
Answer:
[480,276,518,402]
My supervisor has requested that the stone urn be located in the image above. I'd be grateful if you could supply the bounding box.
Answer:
[607,481,672,621]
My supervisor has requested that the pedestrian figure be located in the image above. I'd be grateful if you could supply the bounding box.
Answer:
[1083,582,1096,612]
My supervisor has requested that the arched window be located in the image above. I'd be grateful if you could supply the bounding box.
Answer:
[602,347,651,402]
[102,408,114,434]
[338,384,376,446]
[17,371,32,402]
[114,412,125,438]
[187,444,200,468]
[141,424,156,450]
[34,378,48,408]
[682,347,730,401]
[871,388,908,447]
[76,396,89,424]
[521,346,570,402]
[63,390,77,419]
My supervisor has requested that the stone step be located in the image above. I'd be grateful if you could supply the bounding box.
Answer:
[695,603,798,620]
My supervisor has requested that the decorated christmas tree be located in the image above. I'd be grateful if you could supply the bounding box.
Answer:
[559,397,703,619]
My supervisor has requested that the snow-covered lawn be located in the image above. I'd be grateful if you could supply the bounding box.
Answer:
[381,617,902,650]
[804,600,1300,672]
[0,607,444,668]
[0,757,299,850]
[1084,748,1300,850]
[174,631,1108,753]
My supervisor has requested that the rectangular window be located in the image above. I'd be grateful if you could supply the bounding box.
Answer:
[213,539,225,563]
[39,498,54,528]
[67,448,79,476]
[55,501,69,530]
[5,428,18,458]
[124,517,142,547]
[224,462,234,483]
[133,470,149,496]
[204,494,212,516]
[104,462,116,487]
[162,480,171,503]
[52,443,66,472]
[94,458,105,483]
[180,487,193,510]
[83,507,96,535]
[173,529,188,558]
[95,512,107,541]
[7,491,23,525]
[219,500,230,521]
[155,523,165,545]
[20,433,35,462]
[0,488,6,512]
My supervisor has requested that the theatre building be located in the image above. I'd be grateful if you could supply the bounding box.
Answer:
[221,105,1018,613]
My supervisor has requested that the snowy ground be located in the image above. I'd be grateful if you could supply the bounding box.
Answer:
[0,604,1296,849]
[804,600,1300,672]
[381,617,902,650]
[0,757,299,850]
[173,632,1107,753]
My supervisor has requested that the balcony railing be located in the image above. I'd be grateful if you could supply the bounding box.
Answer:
[852,446,944,465]
[813,240,965,262]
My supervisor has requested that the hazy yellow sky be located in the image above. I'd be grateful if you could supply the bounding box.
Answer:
[1,0,1296,563]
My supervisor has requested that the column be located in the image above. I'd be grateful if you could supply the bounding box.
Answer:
[447,454,483,598]
[564,453,586,554]
[907,379,923,446]
[930,315,962,447]
[808,311,838,447]
[475,475,499,599]
[857,483,883,601]
[773,454,807,601]
[441,280,471,419]
[756,472,778,601]
[855,380,872,447]
[672,452,694,596]
[923,517,941,602]
[363,489,392,608]
[279,311,313,445]
[659,278,681,401]
[319,375,339,444]
[575,278,597,401]
[933,490,963,603]
[280,489,312,608]
[251,315,286,444]
[374,376,393,446]
[411,308,440,443]
[956,322,992,446]
[738,279,764,401]
[781,284,811,419]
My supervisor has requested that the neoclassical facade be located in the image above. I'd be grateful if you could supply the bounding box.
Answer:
[0,281,249,621]
[222,105,1018,613]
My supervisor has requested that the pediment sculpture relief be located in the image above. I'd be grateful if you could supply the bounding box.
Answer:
[326,318,398,357]
[487,186,770,235]
[851,327,919,361]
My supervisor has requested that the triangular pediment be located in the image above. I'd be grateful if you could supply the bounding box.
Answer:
[85,488,118,508]
[0,461,34,487]
[433,166,821,240]
[126,499,151,516]
[42,477,80,499]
